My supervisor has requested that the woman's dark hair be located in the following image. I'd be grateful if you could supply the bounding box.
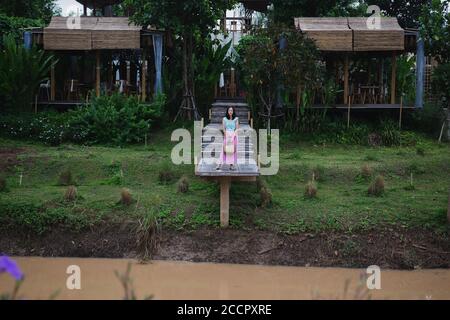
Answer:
[225,106,236,120]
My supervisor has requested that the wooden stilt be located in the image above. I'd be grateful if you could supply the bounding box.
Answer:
[96,51,101,97]
[142,55,147,102]
[391,52,397,104]
[347,95,351,128]
[126,61,131,87]
[399,95,403,129]
[220,177,230,228]
[344,54,349,105]
[50,63,55,101]
[108,53,113,92]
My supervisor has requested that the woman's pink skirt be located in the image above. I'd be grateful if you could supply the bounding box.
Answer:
[221,131,237,165]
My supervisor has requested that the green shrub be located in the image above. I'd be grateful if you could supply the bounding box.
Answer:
[0,94,166,146]
[379,119,401,146]
[406,103,445,135]
[67,93,165,145]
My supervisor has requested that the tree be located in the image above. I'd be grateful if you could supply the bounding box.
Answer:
[0,0,58,23]
[270,0,367,24]
[124,0,236,120]
[236,25,322,130]
[420,0,450,64]
[370,0,428,29]
[419,0,450,127]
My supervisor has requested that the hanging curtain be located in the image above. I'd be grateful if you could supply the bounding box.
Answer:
[153,33,163,94]
[219,72,225,88]
[23,31,32,50]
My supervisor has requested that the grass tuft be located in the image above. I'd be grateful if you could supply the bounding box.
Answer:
[361,164,373,180]
[177,176,189,193]
[368,175,385,197]
[260,186,273,208]
[120,188,133,206]
[304,181,318,199]
[64,186,77,202]
[58,169,75,186]
[136,210,160,262]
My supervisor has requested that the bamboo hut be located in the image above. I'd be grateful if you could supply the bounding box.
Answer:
[294,17,423,110]
[30,13,164,107]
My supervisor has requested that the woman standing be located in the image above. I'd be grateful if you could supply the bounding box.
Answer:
[216,106,239,171]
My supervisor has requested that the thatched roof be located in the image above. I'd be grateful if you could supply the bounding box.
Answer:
[348,17,404,51]
[44,16,141,50]
[294,17,352,51]
[295,17,405,52]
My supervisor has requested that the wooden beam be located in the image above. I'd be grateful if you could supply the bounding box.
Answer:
[50,63,55,101]
[344,54,349,104]
[391,52,397,104]
[220,177,230,228]
[96,51,101,97]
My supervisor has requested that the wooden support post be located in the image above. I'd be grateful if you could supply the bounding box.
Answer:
[296,85,301,120]
[399,96,403,129]
[96,51,101,97]
[108,53,113,92]
[344,54,349,105]
[220,177,230,228]
[50,63,55,101]
[391,52,397,104]
[347,95,351,128]
[126,61,131,87]
[142,58,147,102]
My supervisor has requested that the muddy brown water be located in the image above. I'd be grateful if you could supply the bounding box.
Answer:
[1,257,449,300]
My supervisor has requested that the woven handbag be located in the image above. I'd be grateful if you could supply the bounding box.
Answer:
[224,139,234,154]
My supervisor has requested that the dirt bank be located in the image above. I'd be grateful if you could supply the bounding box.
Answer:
[1,224,449,269]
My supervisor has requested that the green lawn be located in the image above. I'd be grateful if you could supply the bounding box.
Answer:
[1,129,449,235]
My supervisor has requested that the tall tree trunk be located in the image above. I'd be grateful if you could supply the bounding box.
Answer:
[177,32,196,121]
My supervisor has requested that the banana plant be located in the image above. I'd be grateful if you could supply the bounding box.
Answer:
[0,34,56,112]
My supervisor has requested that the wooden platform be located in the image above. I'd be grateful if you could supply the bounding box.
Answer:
[196,100,260,227]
